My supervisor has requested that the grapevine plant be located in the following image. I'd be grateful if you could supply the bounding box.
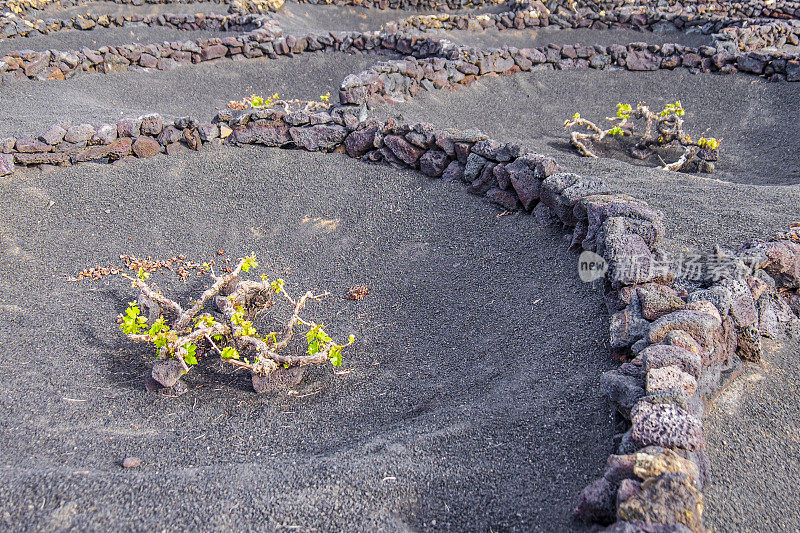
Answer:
[112,254,353,393]
[227,91,333,113]
[564,101,721,173]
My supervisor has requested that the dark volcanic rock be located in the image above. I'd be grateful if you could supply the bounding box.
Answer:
[0,153,14,176]
[419,150,450,177]
[151,359,184,388]
[383,134,424,166]
[289,125,347,152]
[252,367,305,393]
[345,127,378,157]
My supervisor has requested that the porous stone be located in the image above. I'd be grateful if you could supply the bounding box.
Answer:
[117,117,141,138]
[64,123,96,144]
[661,330,703,356]
[441,160,465,182]
[642,388,690,412]
[641,344,702,380]
[605,234,658,287]
[15,136,52,153]
[157,126,182,145]
[687,285,732,317]
[463,152,487,183]
[201,44,228,60]
[532,202,560,226]
[736,324,762,361]
[93,123,118,145]
[542,173,610,225]
[603,520,692,532]
[633,449,700,486]
[599,217,664,256]
[616,478,642,508]
[573,477,616,525]
[485,187,520,210]
[601,369,645,418]
[139,113,164,136]
[617,473,704,533]
[106,138,133,160]
[630,402,704,451]
[14,152,70,165]
[648,309,722,348]
[610,297,650,350]
[132,136,161,159]
[197,123,219,142]
[578,194,665,252]
[470,139,519,162]
[721,278,758,328]
[344,126,378,157]
[646,365,697,396]
[626,49,661,71]
[468,162,496,195]
[637,285,685,321]
[73,143,115,162]
[182,129,201,151]
[231,122,291,146]
[506,158,539,210]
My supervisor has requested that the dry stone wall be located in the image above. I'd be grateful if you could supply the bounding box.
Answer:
[2,1,800,531]
[1,100,799,533]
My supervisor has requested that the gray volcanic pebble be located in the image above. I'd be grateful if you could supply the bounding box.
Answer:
[122,457,142,469]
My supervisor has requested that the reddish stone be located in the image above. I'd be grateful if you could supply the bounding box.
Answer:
[383,135,424,167]
[132,136,161,158]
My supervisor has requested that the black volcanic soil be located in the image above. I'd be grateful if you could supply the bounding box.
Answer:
[0,51,389,136]
[376,67,800,252]
[0,144,615,532]
[0,26,230,55]
[422,26,714,49]
[704,338,800,533]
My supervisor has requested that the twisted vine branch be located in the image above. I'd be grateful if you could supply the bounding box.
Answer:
[112,254,354,393]
[564,102,720,173]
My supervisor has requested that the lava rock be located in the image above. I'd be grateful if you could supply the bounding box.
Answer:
[463,152,488,183]
[617,473,704,532]
[289,124,347,151]
[344,126,378,157]
[40,124,67,145]
[630,402,704,451]
[252,366,304,393]
[419,150,450,177]
[0,153,13,176]
[383,134,424,166]
[646,365,697,396]
[151,359,184,388]
[139,113,164,136]
[64,123,96,144]
[638,285,685,321]
[601,369,645,418]
[93,123,118,145]
[640,344,702,379]
[441,160,465,182]
[132,136,161,158]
